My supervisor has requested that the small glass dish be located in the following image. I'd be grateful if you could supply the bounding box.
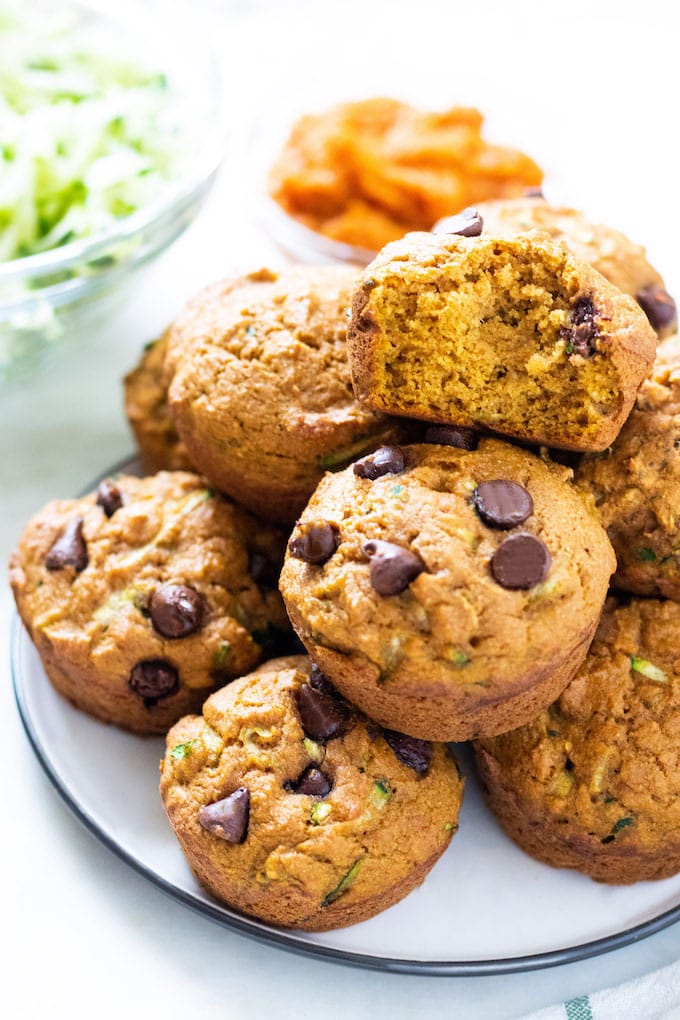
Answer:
[0,0,225,385]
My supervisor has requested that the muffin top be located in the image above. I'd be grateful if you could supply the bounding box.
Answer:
[280,440,615,699]
[444,197,676,336]
[477,596,680,850]
[577,337,680,597]
[10,472,289,695]
[160,655,463,929]
[164,266,402,519]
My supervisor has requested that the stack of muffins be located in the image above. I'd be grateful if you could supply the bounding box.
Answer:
[10,194,680,931]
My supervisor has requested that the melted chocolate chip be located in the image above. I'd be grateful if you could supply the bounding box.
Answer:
[423,425,478,450]
[383,730,433,774]
[96,479,123,518]
[288,521,340,565]
[296,683,350,742]
[472,480,534,529]
[433,207,484,237]
[292,766,332,797]
[45,518,88,573]
[309,663,339,699]
[248,550,280,589]
[150,584,205,639]
[636,285,677,332]
[353,445,405,480]
[129,659,179,704]
[199,788,250,843]
[562,297,599,357]
[490,533,551,590]
[362,539,425,596]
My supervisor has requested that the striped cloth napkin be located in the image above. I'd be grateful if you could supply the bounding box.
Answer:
[522,960,680,1019]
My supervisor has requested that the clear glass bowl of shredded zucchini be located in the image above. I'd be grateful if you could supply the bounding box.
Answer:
[0,0,224,382]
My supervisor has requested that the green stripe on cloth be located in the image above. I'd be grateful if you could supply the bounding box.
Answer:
[565,995,594,1020]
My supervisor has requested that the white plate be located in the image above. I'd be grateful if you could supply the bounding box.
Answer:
[11,458,680,974]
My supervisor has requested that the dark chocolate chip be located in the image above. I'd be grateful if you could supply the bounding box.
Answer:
[309,663,339,699]
[472,479,534,529]
[636,285,677,332]
[199,787,250,843]
[432,207,483,238]
[353,445,405,480]
[292,766,332,797]
[383,730,433,775]
[423,425,478,450]
[561,297,599,357]
[362,539,425,596]
[150,584,205,639]
[45,518,88,573]
[128,659,179,704]
[296,683,350,742]
[96,479,123,518]
[490,532,551,590]
[524,186,544,198]
[288,521,340,565]
[248,550,280,588]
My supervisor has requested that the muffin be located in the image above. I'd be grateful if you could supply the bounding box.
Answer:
[576,337,680,599]
[348,228,656,451]
[10,472,290,734]
[123,331,193,473]
[475,596,680,884]
[279,439,615,741]
[160,655,464,930]
[164,266,405,524]
[435,196,676,338]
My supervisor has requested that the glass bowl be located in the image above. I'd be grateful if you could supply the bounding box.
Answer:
[0,0,225,384]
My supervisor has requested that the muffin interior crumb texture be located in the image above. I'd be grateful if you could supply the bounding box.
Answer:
[363,239,619,446]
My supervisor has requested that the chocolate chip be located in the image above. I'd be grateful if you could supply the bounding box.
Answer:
[248,550,280,588]
[636,285,677,332]
[292,766,332,797]
[128,659,179,704]
[96,479,123,518]
[150,584,205,639]
[45,518,88,573]
[296,683,350,742]
[353,445,405,480]
[423,425,478,450]
[525,186,544,198]
[490,533,551,590]
[309,663,339,699]
[199,788,250,843]
[433,207,483,238]
[561,297,599,357]
[362,539,425,596]
[288,521,340,565]
[384,730,433,775]
[472,480,534,529]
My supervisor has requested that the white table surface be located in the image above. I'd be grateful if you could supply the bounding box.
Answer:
[3,1,680,1016]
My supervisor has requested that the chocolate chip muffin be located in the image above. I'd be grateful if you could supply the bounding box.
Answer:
[123,332,193,473]
[348,229,656,452]
[576,337,680,598]
[434,197,676,338]
[279,439,615,741]
[10,472,290,734]
[475,596,680,884]
[164,266,405,524]
[160,656,463,930]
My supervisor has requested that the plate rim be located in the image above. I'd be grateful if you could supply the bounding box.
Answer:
[11,455,680,977]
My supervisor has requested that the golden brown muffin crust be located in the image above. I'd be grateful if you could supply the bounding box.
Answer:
[280,440,615,741]
[160,656,463,930]
[476,597,680,884]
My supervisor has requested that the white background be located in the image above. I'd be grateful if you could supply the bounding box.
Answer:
[3,1,680,1016]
